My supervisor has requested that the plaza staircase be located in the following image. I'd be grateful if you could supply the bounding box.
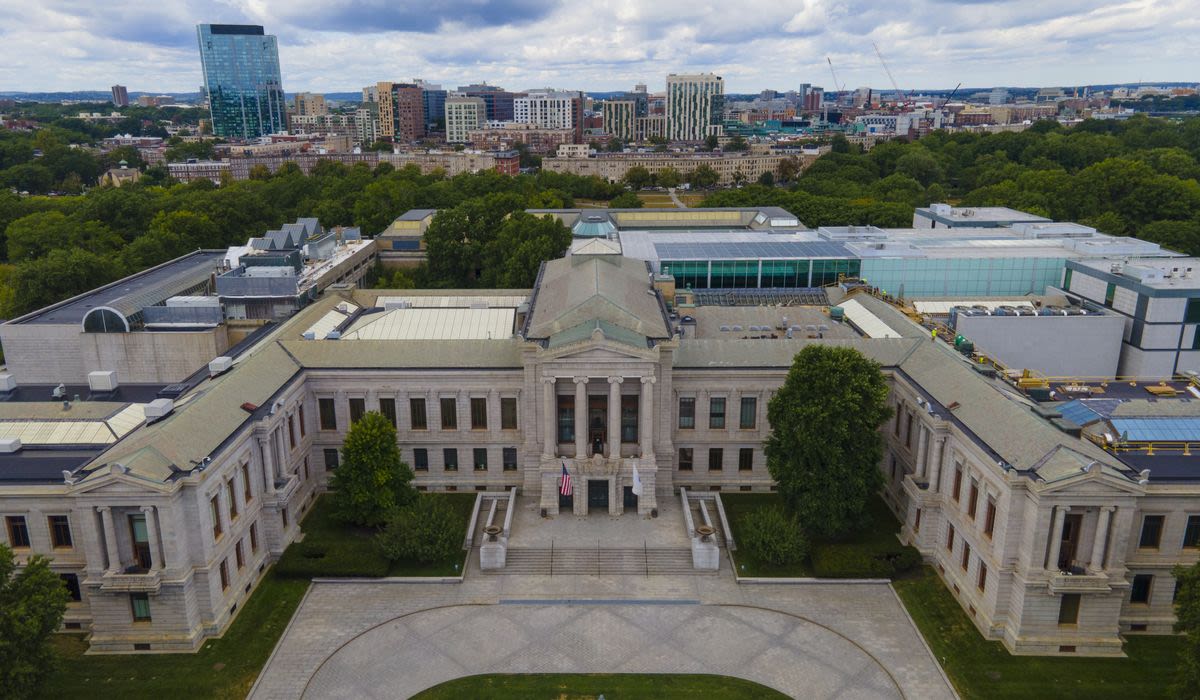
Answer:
[487,545,712,576]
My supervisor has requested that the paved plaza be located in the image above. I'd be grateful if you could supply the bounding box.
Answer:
[250,567,956,699]
[506,488,692,548]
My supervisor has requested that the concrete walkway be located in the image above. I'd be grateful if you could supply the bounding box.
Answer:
[250,568,956,700]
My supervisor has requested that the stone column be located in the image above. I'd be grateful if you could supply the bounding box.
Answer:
[258,435,276,494]
[98,506,120,573]
[275,426,288,477]
[1090,506,1114,573]
[1046,506,1067,571]
[140,505,163,570]
[915,426,928,478]
[542,377,556,457]
[574,377,588,458]
[927,437,945,491]
[640,376,656,458]
[608,377,623,459]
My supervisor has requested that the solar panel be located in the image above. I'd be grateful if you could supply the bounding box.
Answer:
[1110,418,1200,442]
[1057,400,1103,426]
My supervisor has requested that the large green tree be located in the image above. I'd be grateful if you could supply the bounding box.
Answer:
[622,166,652,191]
[1174,561,1200,699]
[764,345,892,537]
[481,212,572,288]
[329,411,417,527]
[0,544,70,699]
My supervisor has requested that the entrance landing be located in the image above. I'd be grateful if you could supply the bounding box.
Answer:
[509,489,690,548]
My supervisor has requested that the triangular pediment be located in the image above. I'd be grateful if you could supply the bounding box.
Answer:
[541,339,656,362]
[69,463,175,495]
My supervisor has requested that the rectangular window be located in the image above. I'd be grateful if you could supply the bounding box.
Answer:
[324,448,339,471]
[1104,282,1116,308]
[242,463,253,503]
[288,415,297,448]
[60,573,81,602]
[298,405,306,437]
[410,398,428,430]
[708,448,723,471]
[303,457,310,481]
[443,448,458,471]
[210,495,223,540]
[1140,515,1164,549]
[228,479,239,521]
[219,559,230,590]
[470,397,488,430]
[439,397,457,430]
[905,413,914,447]
[557,395,574,443]
[914,508,922,532]
[621,395,639,443]
[738,448,753,471]
[131,592,151,622]
[349,398,366,424]
[894,402,903,436]
[235,541,245,570]
[1184,516,1200,548]
[250,523,259,552]
[48,515,72,548]
[1187,299,1200,324]
[473,448,488,471]
[739,396,757,429]
[1063,268,1073,291]
[318,398,337,430]
[961,542,971,571]
[1131,574,1153,604]
[678,397,695,429]
[984,499,997,538]
[946,524,955,552]
[977,562,988,591]
[503,447,518,471]
[282,508,289,528]
[952,465,963,502]
[967,481,979,520]
[1059,593,1081,625]
[6,516,30,548]
[679,448,693,471]
[379,398,397,427]
[709,397,726,429]
[414,448,429,471]
[501,397,518,430]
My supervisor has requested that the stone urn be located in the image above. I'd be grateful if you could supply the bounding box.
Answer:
[695,524,715,542]
[484,525,502,542]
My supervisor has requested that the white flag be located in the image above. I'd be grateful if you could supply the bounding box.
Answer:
[631,460,644,497]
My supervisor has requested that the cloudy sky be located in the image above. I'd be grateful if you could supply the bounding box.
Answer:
[0,0,1196,94]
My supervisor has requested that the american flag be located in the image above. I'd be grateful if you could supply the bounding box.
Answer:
[559,462,573,496]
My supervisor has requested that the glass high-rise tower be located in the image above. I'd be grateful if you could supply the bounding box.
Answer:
[196,24,286,139]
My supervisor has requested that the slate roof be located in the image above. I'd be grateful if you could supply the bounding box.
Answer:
[526,256,670,340]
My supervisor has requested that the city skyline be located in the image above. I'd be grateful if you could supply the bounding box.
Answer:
[0,0,1196,94]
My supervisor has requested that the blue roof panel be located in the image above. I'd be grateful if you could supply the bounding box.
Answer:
[1110,418,1200,442]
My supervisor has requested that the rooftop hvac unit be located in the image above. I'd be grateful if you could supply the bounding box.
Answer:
[302,331,316,340]
[336,302,352,312]
[144,398,174,421]
[0,373,15,393]
[325,330,341,340]
[88,371,118,392]
[0,438,21,453]
[209,356,234,377]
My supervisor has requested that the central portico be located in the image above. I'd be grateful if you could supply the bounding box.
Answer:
[519,253,674,517]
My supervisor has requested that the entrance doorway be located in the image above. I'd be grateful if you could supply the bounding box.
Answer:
[588,479,609,510]
[623,485,638,511]
[559,490,573,511]
[588,396,607,456]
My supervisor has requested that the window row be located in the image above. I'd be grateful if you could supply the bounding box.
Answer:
[950,463,997,538]
[677,396,757,430]
[1138,513,1200,550]
[677,447,756,472]
[4,514,74,550]
[325,447,520,473]
[319,396,518,432]
[210,463,258,542]
[945,523,989,594]
[131,522,259,623]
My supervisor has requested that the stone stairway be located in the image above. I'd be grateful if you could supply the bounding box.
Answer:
[484,546,713,576]
[687,499,726,546]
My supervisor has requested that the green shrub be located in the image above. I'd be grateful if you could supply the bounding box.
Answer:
[377,497,467,564]
[738,506,808,566]
[811,542,922,578]
[273,540,389,578]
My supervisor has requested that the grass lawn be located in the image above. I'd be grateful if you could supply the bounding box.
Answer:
[275,492,478,578]
[412,673,789,699]
[894,566,1183,699]
[722,492,917,578]
[39,571,309,699]
[636,192,679,208]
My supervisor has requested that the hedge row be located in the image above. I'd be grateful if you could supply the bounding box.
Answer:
[273,539,390,579]
[811,542,922,578]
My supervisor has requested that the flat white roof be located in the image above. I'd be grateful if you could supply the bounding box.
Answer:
[839,299,902,339]
[342,307,515,340]
[376,295,527,308]
[913,300,1036,314]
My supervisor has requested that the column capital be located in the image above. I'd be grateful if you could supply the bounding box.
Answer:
[574,376,590,385]
[608,376,624,385]
[139,505,155,514]
[542,375,557,385]
[96,505,111,514]
[640,376,656,385]
[1100,505,1116,513]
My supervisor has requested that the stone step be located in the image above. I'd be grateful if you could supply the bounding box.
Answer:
[483,547,716,576]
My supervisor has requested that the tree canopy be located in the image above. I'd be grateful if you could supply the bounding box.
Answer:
[0,543,70,699]
[1173,561,1200,698]
[764,345,893,538]
[328,411,417,527]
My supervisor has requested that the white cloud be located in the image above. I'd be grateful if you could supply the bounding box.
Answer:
[0,0,1195,93]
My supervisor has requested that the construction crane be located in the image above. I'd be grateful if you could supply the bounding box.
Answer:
[872,42,906,102]
[826,57,845,97]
